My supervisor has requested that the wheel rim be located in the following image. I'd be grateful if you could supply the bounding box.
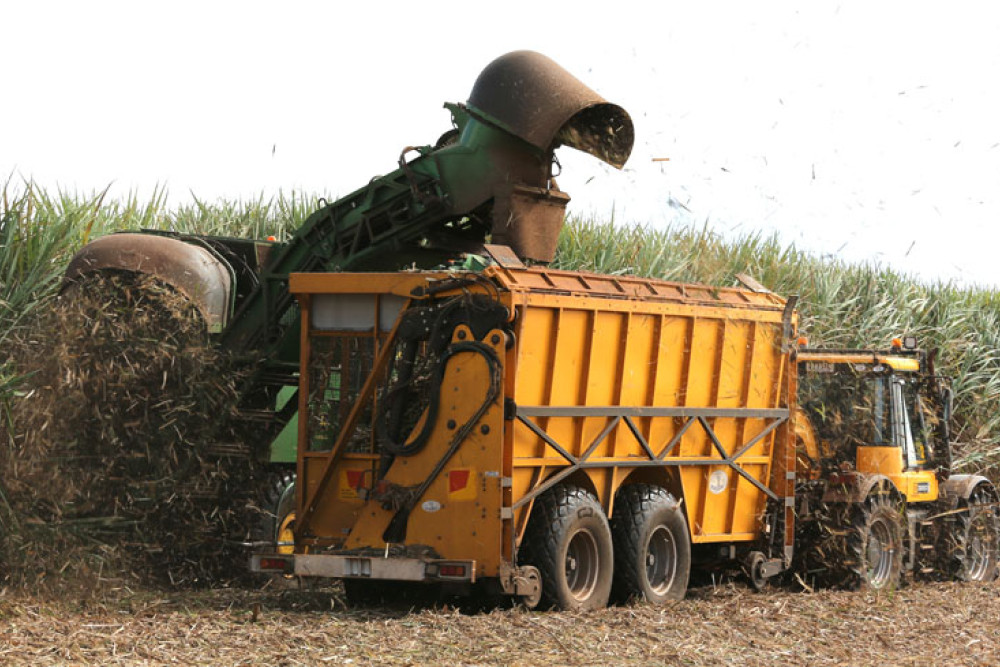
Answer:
[747,552,768,591]
[965,524,990,580]
[867,515,896,587]
[645,525,678,595]
[565,528,600,601]
[963,491,998,581]
[521,568,542,609]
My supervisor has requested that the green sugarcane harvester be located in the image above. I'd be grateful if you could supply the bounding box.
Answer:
[63,51,635,539]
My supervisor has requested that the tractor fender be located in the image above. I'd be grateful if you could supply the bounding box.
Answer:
[939,474,994,509]
[822,472,900,504]
[63,232,233,333]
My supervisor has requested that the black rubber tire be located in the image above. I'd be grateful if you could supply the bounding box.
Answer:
[256,470,296,552]
[521,485,614,611]
[951,483,1000,582]
[848,493,904,590]
[610,484,690,603]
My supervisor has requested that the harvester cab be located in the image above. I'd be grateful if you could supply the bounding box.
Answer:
[794,339,1000,588]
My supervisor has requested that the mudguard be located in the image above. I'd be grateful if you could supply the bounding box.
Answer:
[63,233,233,333]
[939,474,994,508]
[822,472,900,504]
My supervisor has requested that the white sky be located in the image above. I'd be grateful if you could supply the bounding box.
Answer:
[2,1,999,285]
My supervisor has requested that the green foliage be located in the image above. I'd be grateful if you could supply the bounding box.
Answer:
[1,185,997,469]
[555,216,1000,466]
[0,181,325,405]
[0,180,324,330]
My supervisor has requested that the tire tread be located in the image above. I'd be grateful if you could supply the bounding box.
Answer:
[521,485,613,610]
[610,483,690,603]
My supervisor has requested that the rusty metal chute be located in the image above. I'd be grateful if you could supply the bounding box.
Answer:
[467,50,634,168]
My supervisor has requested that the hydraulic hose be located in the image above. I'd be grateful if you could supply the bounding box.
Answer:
[377,291,508,458]
[382,340,503,544]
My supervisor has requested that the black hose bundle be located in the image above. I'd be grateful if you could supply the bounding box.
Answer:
[372,286,509,544]
[377,292,508,458]
[382,340,504,544]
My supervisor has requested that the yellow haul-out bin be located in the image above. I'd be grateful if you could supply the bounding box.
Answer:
[252,266,796,610]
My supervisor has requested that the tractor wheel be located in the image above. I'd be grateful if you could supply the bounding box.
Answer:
[521,485,614,611]
[950,483,1000,582]
[610,484,690,603]
[258,470,296,553]
[848,491,904,590]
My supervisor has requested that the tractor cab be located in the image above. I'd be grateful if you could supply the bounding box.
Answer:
[795,338,950,504]
[793,338,999,588]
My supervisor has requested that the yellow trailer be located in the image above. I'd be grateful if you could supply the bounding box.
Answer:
[253,265,797,609]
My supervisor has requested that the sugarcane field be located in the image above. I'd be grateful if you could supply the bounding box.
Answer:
[4,6,1000,666]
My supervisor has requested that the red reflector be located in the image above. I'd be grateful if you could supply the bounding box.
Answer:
[449,469,470,493]
[439,564,466,577]
[260,558,290,570]
[346,469,367,489]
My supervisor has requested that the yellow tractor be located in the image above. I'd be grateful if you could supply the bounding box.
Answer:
[794,338,999,588]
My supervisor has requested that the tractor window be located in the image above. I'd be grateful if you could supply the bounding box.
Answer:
[799,362,944,471]
[855,376,892,446]
[799,369,893,460]
[902,380,931,466]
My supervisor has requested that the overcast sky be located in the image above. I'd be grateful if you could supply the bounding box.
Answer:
[3,1,999,286]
